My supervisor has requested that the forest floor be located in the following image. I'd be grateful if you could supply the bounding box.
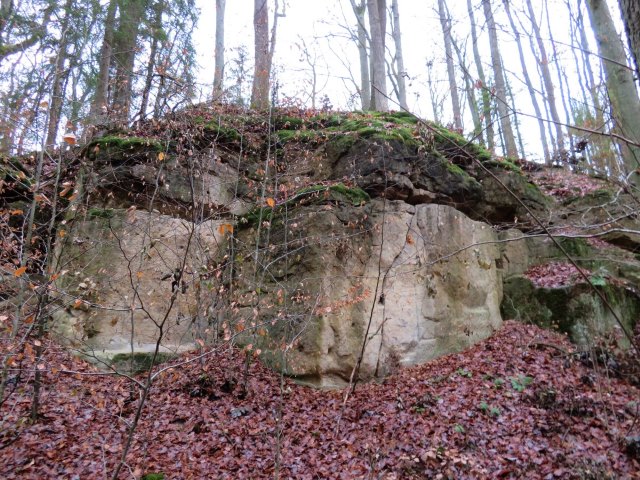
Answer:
[1,321,638,479]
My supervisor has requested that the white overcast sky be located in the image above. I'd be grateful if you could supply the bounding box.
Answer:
[190,0,628,160]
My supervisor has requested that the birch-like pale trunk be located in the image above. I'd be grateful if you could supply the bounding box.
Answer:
[390,0,407,110]
[213,0,226,99]
[367,0,388,111]
[503,0,550,163]
[482,0,518,157]
[438,0,462,130]
[467,0,494,151]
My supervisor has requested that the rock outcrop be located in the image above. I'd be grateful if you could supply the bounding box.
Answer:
[227,199,502,387]
[17,106,633,382]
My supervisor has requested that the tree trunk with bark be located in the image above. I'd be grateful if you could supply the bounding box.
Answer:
[89,0,117,125]
[213,0,226,99]
[482,0,518,157]
[367,0,388,111]
[438,0,462,130]
[390,0,407,110]
[45,0,74,148]
[503,0,550,163]
[348,0,371,110]
[467,0,494,150]
[111,0,147,126]
[619,0,640,81]
[250,0,278,110]
[524,0,565,158]
[138,0,164,120]
[587,0,640,179]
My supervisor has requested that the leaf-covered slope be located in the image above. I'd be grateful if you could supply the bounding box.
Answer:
[1,321,638,479]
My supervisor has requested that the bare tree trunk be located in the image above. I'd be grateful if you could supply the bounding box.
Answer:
[545,0,574,158]
[111,0,147,126]
[450,34,483,143]
[619,0,640,81]
[505,73,526,158]
[438,0,462,130]
[348,0,371,110]
[482,0,518,157]
[587,0,640,179]
[427,60,441,123]
[503,0,550,163]
[524,0,565,157]
[89,0,117,125]
[467,0,494,150]
[367,0,388,111]
[45,0,73,148]
[212,0,226,99]
[138,0,163,120]
[251,0,270,109]
[390,0,407,110]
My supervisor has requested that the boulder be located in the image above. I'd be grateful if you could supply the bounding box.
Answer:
[51,208,229,370]
[228,199,503,387]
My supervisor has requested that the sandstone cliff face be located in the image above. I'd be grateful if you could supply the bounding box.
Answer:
[227,200,502,387]
[52,208,229,366]
[40,108,637,383]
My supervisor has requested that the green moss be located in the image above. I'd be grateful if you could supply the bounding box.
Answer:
[485,158,522,173]
[239,183,369,228]
[325,134,356,160]
[89,135,162,152]
[276,129,318,143]
[372,110,419,125]
[430,123,492,164]
[557,237,591,258]
[203,122,241,143]
[88,207,115,219]
[328,183,370,205]
[274,116,305,130]
[446,162,467,176]
[110,352,175,374]
[141,474,165,480]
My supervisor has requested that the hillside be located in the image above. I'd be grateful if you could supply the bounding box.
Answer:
[1,106,639,478]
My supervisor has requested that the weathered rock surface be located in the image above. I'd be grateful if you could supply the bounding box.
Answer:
[21,108,635,384]
[498,228,640,347]
[228,200,503,387]
[51,208,228,368]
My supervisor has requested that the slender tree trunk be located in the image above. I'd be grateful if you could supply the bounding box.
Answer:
[482,0,517,157]
[524,0,564,157]
[212,0,226,99]
[427,60,441,123]
[503,0,550,163]
[587,0,640,179]
[89,0,117,125]
[390,0,407,110]
[250,0,270,109]
[505,73,526,159]
[438,0,462,130]
[348,0,371,110]
[544,0,574,158]
[45,0,73,148]
[367,0,388,111]
[450,34,483,143]
[619,0,640,81]
[138,0,163,120]
[111,0,147,126]
[467,0,494,150]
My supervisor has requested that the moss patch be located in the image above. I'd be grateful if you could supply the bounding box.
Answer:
[110,352,176,374]
[240,183,369,227]
[87,207,115,219]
